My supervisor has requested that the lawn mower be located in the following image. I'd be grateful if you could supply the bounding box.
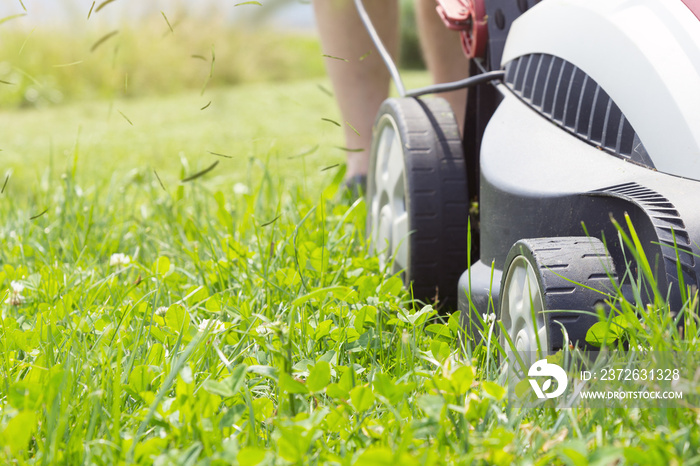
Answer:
[361,0,700,354]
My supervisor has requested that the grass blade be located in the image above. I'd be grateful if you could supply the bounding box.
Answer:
[90,30,119,53]
[0,13,26,26]
[95,0,119,13]
[181,161,219,183]
[208,151,232,159]
[161,11,174,34]
[117,109,133,126]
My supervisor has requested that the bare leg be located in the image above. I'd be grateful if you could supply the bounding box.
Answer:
[313,0,399,179]
[415,0,470,130]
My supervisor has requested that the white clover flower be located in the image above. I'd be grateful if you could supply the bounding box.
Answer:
[199,318,227,334]
[233,183,249,195]
[256,321,280,336]
[155,306,168,317]
[634,344,649,355]
[110,253,131,267]
[482,313,496,324]
[5,281,25,306]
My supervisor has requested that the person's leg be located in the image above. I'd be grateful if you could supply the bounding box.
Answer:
[313,0,399,179]
[415,0,470,130]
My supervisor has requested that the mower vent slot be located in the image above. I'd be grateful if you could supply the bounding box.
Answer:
[552,62,574,123]
[592,182,698,300]
[504,54,654,169]
[564,69,585,129]
[575,75,595,136]
[541,56,561,115]
[531,54,551,107]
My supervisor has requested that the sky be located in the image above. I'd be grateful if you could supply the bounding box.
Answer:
[0,0,316,30]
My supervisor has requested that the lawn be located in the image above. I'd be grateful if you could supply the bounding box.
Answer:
[2,82,698,466]
[1,7,700,466]
[1,79,346,197]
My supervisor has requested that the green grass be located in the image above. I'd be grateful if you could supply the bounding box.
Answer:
[0,71,433,199]
[0,79,345,198]
[2,76,700,464]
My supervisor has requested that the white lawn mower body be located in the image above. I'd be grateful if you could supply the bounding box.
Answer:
[364,0,700,352]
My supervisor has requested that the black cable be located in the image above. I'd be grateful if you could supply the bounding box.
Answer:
[353,0,407,97]
[405,70,506,97]
[353,0,504,98]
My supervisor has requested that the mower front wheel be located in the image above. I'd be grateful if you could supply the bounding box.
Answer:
[499,237,618,357]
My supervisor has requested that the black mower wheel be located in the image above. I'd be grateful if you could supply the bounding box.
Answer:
[366,97,469,308]
[498,237,618,356]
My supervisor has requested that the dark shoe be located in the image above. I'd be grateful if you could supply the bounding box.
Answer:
[342,174,367,200]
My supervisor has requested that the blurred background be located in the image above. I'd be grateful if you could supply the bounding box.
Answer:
[0,0,426,197]
[0,0,316,29]
[0,0,423,108]
[0,0,322,108]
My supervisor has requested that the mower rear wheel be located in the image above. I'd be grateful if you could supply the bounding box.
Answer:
[366,97,469,307]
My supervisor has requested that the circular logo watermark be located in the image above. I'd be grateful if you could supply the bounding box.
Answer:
[528,358,568,399]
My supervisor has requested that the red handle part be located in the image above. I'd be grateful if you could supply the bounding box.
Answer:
[436,0,472,29]
[435,0,487,59]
